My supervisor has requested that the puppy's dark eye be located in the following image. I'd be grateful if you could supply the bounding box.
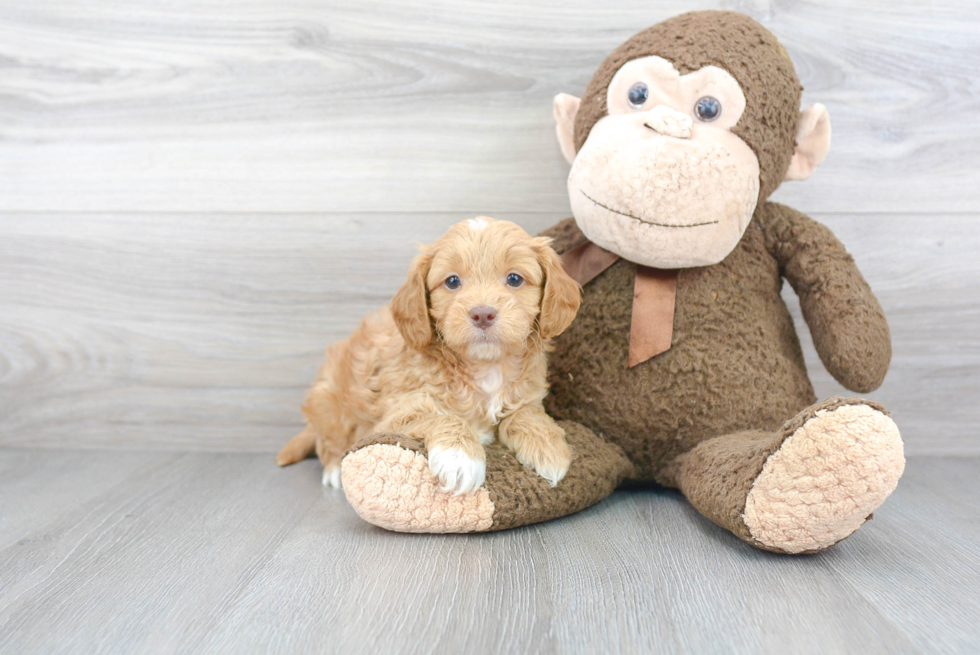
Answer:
[445,275,461,290]
[694,96,721,122]
[505,273,524,288]
[628,82,649,109]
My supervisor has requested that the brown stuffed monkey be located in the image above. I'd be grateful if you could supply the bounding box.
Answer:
[339,10,904,554]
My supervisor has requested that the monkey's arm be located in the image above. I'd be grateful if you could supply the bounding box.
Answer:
[758,202,891,393]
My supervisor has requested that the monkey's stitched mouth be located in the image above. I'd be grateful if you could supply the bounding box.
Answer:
[580,190,719,229]
[643,123,687,138]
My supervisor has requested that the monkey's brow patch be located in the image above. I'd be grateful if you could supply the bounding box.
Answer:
[579,190,720,228]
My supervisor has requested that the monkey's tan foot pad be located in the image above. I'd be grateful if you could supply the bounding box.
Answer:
[743,398,905,554]
[341,434,494,533]
[341,422,634,534]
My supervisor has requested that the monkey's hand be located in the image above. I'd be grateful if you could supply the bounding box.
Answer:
[759,202,891,393]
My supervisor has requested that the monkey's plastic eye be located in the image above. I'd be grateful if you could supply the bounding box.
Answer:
[628,83,649,109]
[505,273,524,288]
[445,275,461,290]
[694,96,721,122]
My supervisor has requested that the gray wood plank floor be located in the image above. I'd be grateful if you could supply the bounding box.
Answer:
[1,449,977,654]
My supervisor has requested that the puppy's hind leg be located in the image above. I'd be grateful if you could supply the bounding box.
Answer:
[315,433,348,489]
[276,425,317,466]
[276,423,347,489]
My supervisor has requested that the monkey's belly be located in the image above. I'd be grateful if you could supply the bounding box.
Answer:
[546,248,816,483]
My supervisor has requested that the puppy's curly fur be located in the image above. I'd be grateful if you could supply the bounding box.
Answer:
[276,218,581,494]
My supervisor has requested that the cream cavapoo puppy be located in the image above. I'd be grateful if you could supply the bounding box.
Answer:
[276,217,581,494]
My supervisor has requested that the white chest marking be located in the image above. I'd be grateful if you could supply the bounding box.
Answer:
[476,365,506,428]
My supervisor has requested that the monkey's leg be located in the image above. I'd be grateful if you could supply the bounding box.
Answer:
[339,421,633,533]
[670,397,905,554]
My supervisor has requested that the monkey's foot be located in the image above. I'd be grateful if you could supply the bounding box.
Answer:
[743,399,905,554]
[341,434,494,533]
[340,422,632,533]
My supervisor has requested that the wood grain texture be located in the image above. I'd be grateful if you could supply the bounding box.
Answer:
[819,458,980,654]
[1,211,977,454]
[1,4,976,652]
[0,450,977,654]
[0,0,977,214]
[0,450,169,551]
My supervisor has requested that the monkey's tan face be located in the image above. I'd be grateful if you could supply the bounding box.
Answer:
[567,56,760,268]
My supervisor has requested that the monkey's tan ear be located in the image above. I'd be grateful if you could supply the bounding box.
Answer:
[554,93,581,165]
[391,252,433,350]
[785,103,832,181]
[533,237,582,339]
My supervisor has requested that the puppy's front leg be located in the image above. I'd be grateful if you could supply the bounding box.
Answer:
[416,415,486,494]
[377,409,486,495]
[499,405,571,487]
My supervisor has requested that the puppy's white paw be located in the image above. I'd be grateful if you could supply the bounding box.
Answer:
[322,464,342,489]
[428,446,486,495]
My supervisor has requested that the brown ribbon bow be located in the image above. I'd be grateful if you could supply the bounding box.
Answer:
[560,241,678,367]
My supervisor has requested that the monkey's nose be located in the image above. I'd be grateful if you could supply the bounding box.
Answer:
[643,105,693,139]
[469,306,497,330]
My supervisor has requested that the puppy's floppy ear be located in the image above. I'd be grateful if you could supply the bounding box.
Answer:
[532,237,581,339]
[391,251,434,350]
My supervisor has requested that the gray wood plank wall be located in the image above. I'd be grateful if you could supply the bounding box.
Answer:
[1,0,978,454]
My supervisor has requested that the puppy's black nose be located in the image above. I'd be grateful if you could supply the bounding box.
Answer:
[469,306,497,330]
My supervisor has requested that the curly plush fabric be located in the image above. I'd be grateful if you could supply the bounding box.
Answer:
[342,434,495,533]
[342,423,633,533]
[757,203,892,392]
[574,10,802,202]
[538,202,898,553]
[673,397,904,553]
[544,215,780,480]
[487,421,633,530]
[742,399,904,553]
